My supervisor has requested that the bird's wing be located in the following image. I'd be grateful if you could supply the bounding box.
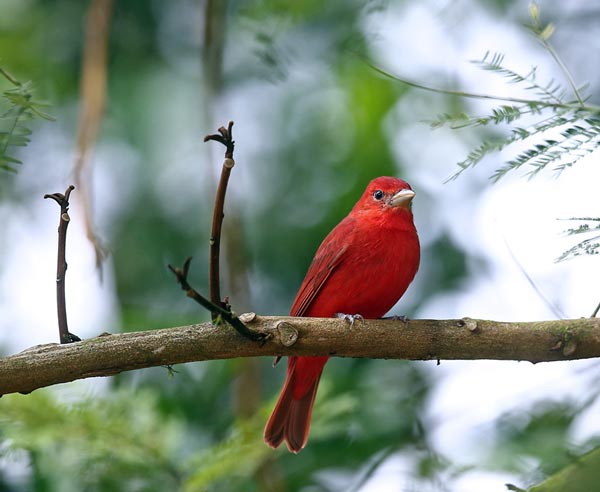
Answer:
[289,217,355,317]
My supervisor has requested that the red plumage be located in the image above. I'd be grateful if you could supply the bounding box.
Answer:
[264,177,420,453]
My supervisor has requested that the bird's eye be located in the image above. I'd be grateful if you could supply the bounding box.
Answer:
[373,190,384,201]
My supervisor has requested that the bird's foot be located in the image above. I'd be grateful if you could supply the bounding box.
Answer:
[336,313,363,327]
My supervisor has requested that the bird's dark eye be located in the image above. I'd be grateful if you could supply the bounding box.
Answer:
[373,190,384,201]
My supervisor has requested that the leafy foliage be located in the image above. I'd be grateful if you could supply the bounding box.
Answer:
[557,217,600,262]
[0,390,185,492]
[372,3,600,184]
[435,50,600,183]
[0,67,54,174]
[419,4,600,262]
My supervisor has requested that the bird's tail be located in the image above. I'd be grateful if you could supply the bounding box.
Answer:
[263,356,326,453]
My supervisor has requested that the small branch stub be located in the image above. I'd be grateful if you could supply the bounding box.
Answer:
[462,317,479,333]
[239,312,257,323]
[276,321,298,347]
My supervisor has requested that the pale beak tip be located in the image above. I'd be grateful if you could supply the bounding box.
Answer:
[390,189,415,208]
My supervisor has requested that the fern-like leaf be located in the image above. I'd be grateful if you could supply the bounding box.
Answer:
[446,111,579,182]
[473,52,566,104]
[443,43,600,182]
[0,70,54,174]
[557,218,600,262]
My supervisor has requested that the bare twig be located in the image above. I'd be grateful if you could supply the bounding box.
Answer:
[170,123,263,342]
[528,2,584,106]
[0,66,21,86]
[591,301,600,318]
[3,315,600,396]
[203,121,235,316]
[504,238,566,319]
[44,185,81,344]
[361,57,600,113]
[168,257,267,343]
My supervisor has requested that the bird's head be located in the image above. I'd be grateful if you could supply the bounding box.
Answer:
[351,177,415,218]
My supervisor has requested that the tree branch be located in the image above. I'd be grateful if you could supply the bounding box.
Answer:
[2,316,600,396]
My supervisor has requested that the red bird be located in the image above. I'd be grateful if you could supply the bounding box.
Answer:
[264,176,420,453]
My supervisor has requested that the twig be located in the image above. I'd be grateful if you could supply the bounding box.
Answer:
[170,124,264,343]
[361,57,600,113]
[528,2,585,106]
[504,238,566,319]
[591,301,600,318]
[168,257,267,343]
[0,66,21,86]
[44,185,81,344]
[543,41,584,106]
[203,121,235,317]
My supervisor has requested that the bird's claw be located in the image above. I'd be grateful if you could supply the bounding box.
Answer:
[336,313,363,327]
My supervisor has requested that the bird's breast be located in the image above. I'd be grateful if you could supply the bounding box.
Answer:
[304,225,420,318]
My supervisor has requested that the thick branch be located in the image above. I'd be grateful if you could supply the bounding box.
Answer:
[2,316,600,396]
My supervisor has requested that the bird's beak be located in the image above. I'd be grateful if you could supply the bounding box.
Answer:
[389,189,415,209]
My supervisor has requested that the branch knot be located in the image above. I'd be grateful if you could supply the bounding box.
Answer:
[276,321,298,347]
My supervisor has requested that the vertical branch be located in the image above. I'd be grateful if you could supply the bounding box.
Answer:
[73,0,114,272]
[204,122,235,317]
[44,185,81,344]
[200,8,272,484]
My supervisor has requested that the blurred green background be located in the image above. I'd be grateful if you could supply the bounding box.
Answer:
[1,1,600,491]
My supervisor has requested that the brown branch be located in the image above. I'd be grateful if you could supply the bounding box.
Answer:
[168,257,267,342]
[204,121,235,317]
[44,185,81,344]
[2,316,600,396]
